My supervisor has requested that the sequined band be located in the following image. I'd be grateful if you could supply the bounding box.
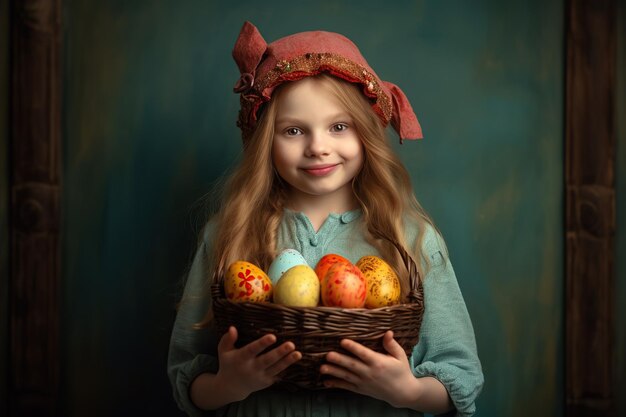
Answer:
[237,52,393,141]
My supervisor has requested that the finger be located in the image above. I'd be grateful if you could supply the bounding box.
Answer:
[265,349,302,376]
[217,326,238,354]
[382,331,406,360]
[242,333,277,357]
[320,363,361,385]
[258,341,296,369]
[339,339,377,365]
[325,350,369,376]
[323,377,359,393]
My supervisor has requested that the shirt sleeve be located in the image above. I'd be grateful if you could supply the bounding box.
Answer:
[167,225,221,417]
[410,226,484,417]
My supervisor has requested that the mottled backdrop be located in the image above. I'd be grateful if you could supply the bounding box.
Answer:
[0,0,621,416]
[61,1,563,416]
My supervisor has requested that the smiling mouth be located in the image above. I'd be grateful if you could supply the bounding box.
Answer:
[301,164,339,176]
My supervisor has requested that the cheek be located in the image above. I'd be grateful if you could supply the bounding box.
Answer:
[344,140,364,166]
[271,140,295,175]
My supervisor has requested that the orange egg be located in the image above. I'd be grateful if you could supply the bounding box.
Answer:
[356,256,401,308]
[314,253,351,282]
[320,262,366,308]
[223,261,272,303]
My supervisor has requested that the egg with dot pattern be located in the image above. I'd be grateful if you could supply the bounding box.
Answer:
[267,249,309,285]
[356,256,401,308]
[314,253,351,282]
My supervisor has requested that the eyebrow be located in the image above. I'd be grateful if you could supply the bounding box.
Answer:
[275,112,352,126]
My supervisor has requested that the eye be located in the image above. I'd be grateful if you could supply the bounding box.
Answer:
[331,123,349,133]
[284,127,303,136]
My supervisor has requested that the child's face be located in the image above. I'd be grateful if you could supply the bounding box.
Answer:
[272,78,364,206]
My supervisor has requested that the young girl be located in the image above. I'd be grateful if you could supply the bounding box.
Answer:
[168,21,483,417]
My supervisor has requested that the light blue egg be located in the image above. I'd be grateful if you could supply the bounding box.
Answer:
[268,249,309,285]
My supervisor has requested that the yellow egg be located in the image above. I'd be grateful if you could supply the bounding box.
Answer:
[224,261,272,303]
[273,265,320,307]
[356,256,401,308]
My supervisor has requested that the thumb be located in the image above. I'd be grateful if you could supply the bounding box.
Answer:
[382,330,406,360]
[218,326,238,354]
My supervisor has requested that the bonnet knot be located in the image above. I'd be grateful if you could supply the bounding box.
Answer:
[233,72,255,94]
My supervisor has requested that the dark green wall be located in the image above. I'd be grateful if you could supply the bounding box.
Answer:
[62,1,564,416]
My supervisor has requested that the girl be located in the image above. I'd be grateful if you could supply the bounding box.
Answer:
[168,21,483,417]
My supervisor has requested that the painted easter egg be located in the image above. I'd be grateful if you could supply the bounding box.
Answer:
[356,255,401,308]
[314,253,351,282]
[267,249,309,285]
[273,265,320,307]
[320,261,366,308]
[223,261,272,303]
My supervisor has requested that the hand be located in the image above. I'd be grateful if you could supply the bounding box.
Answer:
[215,326,302,402]
[320,330,421,408]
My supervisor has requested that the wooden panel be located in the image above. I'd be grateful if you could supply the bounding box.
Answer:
[9,0,62,416]
[565,0,616,415]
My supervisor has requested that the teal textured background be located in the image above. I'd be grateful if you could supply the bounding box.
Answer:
[60,1,565,416]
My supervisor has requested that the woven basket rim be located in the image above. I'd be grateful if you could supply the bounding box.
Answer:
[211,282,423,309]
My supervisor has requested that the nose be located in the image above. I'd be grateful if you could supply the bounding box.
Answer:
[305,130,331,157]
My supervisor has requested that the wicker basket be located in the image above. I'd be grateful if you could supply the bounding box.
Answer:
[211,236,425,390]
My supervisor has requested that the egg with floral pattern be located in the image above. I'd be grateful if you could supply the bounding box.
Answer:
[224,261,272,303]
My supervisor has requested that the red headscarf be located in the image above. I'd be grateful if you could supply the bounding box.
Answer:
[232,21,423,144]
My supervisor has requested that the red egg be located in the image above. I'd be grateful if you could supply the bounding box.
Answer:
[320,262,367,308]
[314,253,351,282]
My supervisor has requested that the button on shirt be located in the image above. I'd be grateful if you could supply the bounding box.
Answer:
[167,209,484,417]
[279,209,372,268]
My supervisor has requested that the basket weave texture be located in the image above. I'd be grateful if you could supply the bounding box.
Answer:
[211,237,425,390]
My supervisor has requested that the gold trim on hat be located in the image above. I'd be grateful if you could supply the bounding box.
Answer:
[238,52,393,141]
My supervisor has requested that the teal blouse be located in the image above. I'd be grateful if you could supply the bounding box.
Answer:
[168,209,484,416]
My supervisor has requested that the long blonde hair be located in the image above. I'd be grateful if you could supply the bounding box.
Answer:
[209,74,436,300]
